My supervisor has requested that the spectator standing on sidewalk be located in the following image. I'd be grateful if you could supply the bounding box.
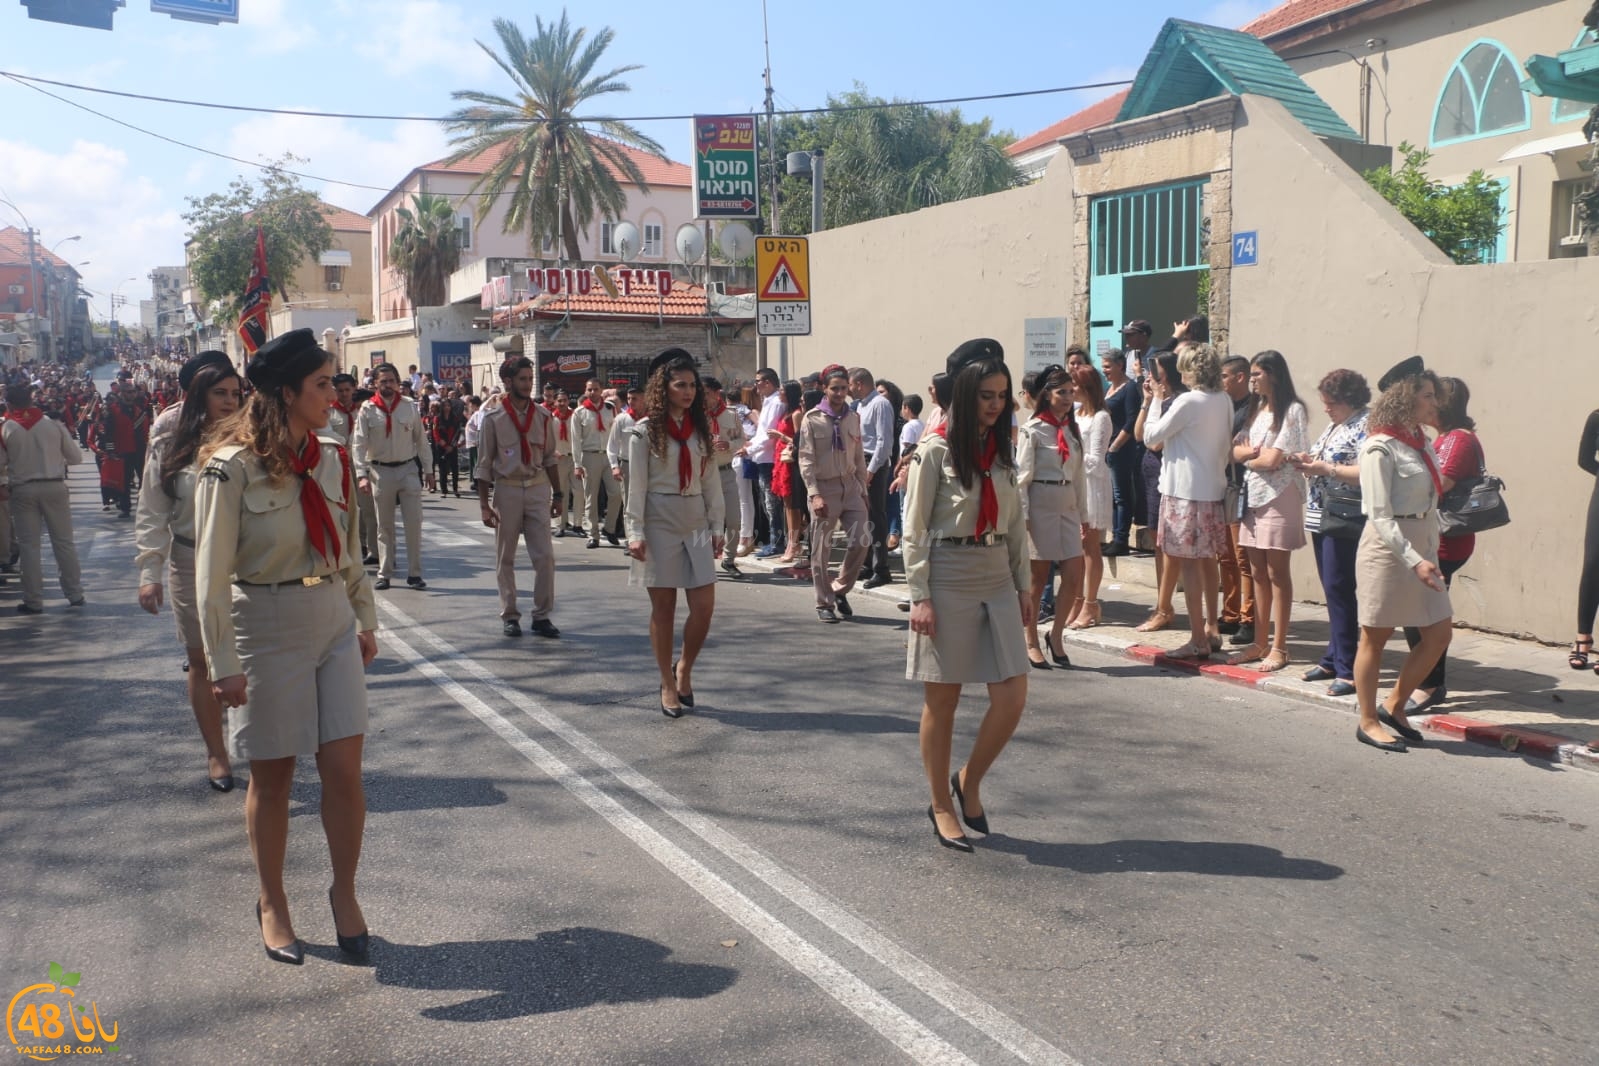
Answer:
[0,382,87,614]
[800,367,871,624]
[750,368,788,558]
[476,356,563,639]
[1103,349,1143,557]
[904,339,1031,853]
[1402,376,1482,713]
[1064,366,1112,630]
[1132,352,1183,634]
[1217,356,1255,641]
[703,377,748,579]
[625,349,723,718]
[734,388,761,557]
[136,362,242,790]
[353,363,428,591]
[1119,319,1154,388]
[850,367,896,589]
[1573,402,1599,676]
[1018,363,1086,669]
[1290,369,1370,698]
[1228,351,1310,673]
[1351,357,1451,753]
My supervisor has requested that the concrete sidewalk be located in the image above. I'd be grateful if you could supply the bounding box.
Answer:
[737,544,1599,774]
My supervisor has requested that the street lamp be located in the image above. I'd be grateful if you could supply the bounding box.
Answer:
[111,276,137,339]
[50,236,81,254]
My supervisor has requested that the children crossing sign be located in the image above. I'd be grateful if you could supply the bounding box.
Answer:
[756,236,811,336]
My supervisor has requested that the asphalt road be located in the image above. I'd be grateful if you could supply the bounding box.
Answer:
[3,432,1597,1065]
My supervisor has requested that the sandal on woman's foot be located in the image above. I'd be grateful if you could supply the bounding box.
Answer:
[1227,644,1266,666]
[1253,648,1290,673]
[1067,600,1101,630]
[1571,638,1594,670]
[1135,610,1174,633]
[1165,641,1211,661]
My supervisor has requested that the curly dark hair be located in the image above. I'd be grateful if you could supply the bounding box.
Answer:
[644,356,713,462]
[1316,368,1371,410]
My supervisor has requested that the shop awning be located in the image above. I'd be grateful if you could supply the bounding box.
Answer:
[1497,130,1590,162]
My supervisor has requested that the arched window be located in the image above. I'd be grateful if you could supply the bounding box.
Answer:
[1431,40,1530,147]
[1553,29,1597,124]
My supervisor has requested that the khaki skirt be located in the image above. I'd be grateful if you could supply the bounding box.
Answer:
[1026,481,1084,562]
[906,542,1029,684]
[1356,516,1452,629]
[630,491,717,589]
[229,579,368,761]
[168,540,203,651]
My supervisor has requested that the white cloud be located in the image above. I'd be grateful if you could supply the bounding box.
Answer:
[0,139,183,316]
[353,1,497,80]
[220,111,451,209]
[1200,0,1278,29]
[240,0,320,55]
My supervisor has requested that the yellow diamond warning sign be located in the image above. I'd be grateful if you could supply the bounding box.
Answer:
[756,236,811,336]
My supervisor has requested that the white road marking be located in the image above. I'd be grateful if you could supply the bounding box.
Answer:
[378,598,1082,1066]
[378,621,976,1066]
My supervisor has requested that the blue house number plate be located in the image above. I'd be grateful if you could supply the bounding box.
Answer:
[1232,232,1259,267]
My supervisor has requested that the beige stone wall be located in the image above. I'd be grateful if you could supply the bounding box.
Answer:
[1232,96,1599,641]
[793,157,1076,393]
[284,225,373,316]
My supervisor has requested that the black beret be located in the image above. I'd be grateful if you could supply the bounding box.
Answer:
[1377,355,1426,393]
[648,347,695,378]
[246,329,327,392]
[179,350,232,392]
[946,338,1005,377]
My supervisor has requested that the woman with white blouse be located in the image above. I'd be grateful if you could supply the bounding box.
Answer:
[1064,366,1112,630]
[1017,364,1087,668]
[1141,345,1234,660]
[625,349,725,718]
[1228,351,1310,672]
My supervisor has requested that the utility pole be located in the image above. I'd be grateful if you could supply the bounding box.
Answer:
[761,0,786,379]
[23,226,41,362]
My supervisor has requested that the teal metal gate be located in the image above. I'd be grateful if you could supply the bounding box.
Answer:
[1088,179,1209,366]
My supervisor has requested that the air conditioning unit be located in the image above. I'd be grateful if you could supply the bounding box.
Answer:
[7,284,23,295]
[327,281,343,291]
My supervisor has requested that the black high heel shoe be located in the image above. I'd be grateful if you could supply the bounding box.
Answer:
[927,805,973,852]
[208,774,235,793]
[661,684,684,719]
[1045,633,1071,668]
[672,659,695,708]
[950,771,990,835]
[256,902,304,966]
[328,888,370,961]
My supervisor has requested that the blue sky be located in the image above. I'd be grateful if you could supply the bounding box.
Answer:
[0,0,1274,318]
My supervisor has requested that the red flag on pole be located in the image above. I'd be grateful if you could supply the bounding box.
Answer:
[238,226,271,355]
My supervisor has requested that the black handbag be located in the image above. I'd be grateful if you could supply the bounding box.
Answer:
[1438,475,1510,535]
[1318,481,1366,540]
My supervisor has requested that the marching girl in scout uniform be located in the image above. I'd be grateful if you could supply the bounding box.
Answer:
[135,361,243,792]
[625,348,725,719]
[902,339,1032,853]
[1017,364,1088,670]
[703,376,748,579]
[195,328,377,966]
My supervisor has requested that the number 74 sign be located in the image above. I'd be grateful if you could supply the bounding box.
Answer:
[1232,231,1259,267]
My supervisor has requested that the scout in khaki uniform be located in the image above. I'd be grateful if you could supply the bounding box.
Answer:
[477,355,563,638]
[193,328,377,965]
[607,385,644,518]
[324,373,378,563]
[1016,363,1088,670]
[545,386,576,537]
[151,350,232,450]
[798,368,871,623]
[703,377,748,579]
[136,361,242,791]
[572,378,622,548]
[624,349,724,719]
[0,382,86,614]
[352,362,427,590]
[903,339,1031,854]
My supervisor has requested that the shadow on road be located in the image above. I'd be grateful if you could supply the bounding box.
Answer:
[980,836,1344,879]
[364,926,737,1021]
[288,773,510,816]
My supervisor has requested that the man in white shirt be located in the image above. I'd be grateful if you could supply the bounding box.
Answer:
[848,367,895,588]
[748,368,788,558]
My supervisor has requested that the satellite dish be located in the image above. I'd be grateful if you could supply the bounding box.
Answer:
[612,221,639,261]
[674,223,706,264]
[719,221,754,262]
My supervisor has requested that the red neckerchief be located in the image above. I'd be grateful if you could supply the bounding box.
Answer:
[552,404,572,441]
[504,398,537,466]
[665,413,697,491]
[290,436,342,566]
[931,425,1000,536]
[1373,424,1442,495]
[581,398,608,434]
[627,404,644,420]
[8,407,45,431]
[331,401,353,419]
[706,398,727,421]
[1035,409,1073,464]
[371,392,401,436]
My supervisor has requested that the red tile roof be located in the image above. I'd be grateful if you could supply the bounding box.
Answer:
[1006,90,1132,157]
[1239,0,1378,40]
[319,202,372,232]
[0,227,75,270]
[423,137,691,188]
[494,275,733,326]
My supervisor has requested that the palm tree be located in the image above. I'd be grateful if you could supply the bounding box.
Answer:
[388,193,462,309]
[443,12,666,263]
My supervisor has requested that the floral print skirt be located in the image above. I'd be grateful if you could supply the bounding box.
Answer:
[1157,496,1228,559]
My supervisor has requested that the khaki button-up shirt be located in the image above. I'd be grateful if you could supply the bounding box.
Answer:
[572,402,613,455]
[1017,416,1088,523]
[607,409,639,470]
[0,414,83,484]
[474,399,559,484]
[318,405,353,448]
[710,403,748,470]
[798,405,867,495]
[352,395,426,475]
[1359,433,1440,570]
[134,437,198,587]
[194,442,376,680]
[623,419,725,544]
[901,433,1029,604]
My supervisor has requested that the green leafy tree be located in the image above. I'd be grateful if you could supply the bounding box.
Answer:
[389,193,462,309]
[1363,142,1505,264]
[182,156,334,323]
[443,11,666,262]
[758,86,1026,234]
